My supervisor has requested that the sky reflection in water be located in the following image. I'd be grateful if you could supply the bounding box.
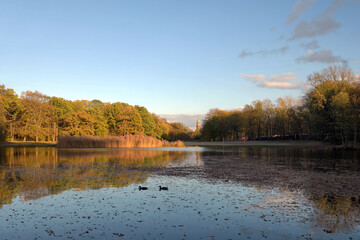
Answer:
[0,147,359,239]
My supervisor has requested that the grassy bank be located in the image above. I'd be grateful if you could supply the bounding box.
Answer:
[57,135,185,148]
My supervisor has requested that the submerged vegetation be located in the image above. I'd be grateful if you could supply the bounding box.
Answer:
[57,135,185,148]
[202,65,360,147]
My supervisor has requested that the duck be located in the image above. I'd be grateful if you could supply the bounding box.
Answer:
[138,186,148,191]
[159,186,168,191]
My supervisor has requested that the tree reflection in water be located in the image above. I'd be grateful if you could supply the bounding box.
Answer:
[0,147,189,207]
[311,195,360,233]
[1,146,360,234]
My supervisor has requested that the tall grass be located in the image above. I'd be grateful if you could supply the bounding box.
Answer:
[57,135,185,148]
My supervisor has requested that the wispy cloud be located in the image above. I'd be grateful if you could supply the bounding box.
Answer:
[287,0,316,24]
[240,73,303,89]
[238,50,254,58]
[296,49,344,63]
[238,46,289,59]
[259,46,290,55]
[300,40,320,49]
[290,0,346,40]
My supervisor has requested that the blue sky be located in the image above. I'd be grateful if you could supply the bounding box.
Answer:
[1,0,360,119]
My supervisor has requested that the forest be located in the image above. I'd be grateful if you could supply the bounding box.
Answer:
[202,65,360,146]
[1,65,359,146]
[0,87,192,142]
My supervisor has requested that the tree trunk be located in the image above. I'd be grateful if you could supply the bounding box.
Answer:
[354,120,358,149]
[53,122,56,142]
[10,122,14,141]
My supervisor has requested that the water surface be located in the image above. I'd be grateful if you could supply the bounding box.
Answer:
[0,147,359,239]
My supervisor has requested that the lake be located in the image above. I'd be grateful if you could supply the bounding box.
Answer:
[0,147,359,239]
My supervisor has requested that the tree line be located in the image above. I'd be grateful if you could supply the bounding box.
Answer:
[201,65,360,146]
[0,87,192,142]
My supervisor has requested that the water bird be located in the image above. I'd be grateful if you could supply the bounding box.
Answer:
[138,186,148,191]
[159,186,168,191]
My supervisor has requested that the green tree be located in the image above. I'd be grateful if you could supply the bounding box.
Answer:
[106,102,144,136]
[252,100,264,139]
[152,114,169,139]
[262,99,274,139]
[135,106,157,137]
[88,100,109,137]
[50,97,76,137]
[201,109,230,141]
[242,105,255,140]
[227,111,243,140]
[305,65,357,144]
[166,122,192,141]
[348,81,360,147]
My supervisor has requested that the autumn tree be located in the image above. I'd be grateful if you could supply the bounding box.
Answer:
[20,91,56,142]
[0,85,23,141]
[70,100,96,136]
[0,97,7,142]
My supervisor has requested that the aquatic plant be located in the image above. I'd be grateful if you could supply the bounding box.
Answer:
[57,135,185,148]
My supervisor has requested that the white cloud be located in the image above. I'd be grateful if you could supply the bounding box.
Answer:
[240,73,303,89]
[287,0,316,24]
[296,49,344,63]
[290,0,346,40]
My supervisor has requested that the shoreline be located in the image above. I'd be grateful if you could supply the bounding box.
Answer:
[184,140,359,150]
[0,141,57,147]
[0,140,358,150]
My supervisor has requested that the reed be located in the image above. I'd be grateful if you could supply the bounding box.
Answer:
[57,135,185,148]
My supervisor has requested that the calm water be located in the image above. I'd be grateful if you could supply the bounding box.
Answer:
[0,147,359,239]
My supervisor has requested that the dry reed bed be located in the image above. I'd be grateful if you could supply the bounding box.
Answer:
[57,135,185,148]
